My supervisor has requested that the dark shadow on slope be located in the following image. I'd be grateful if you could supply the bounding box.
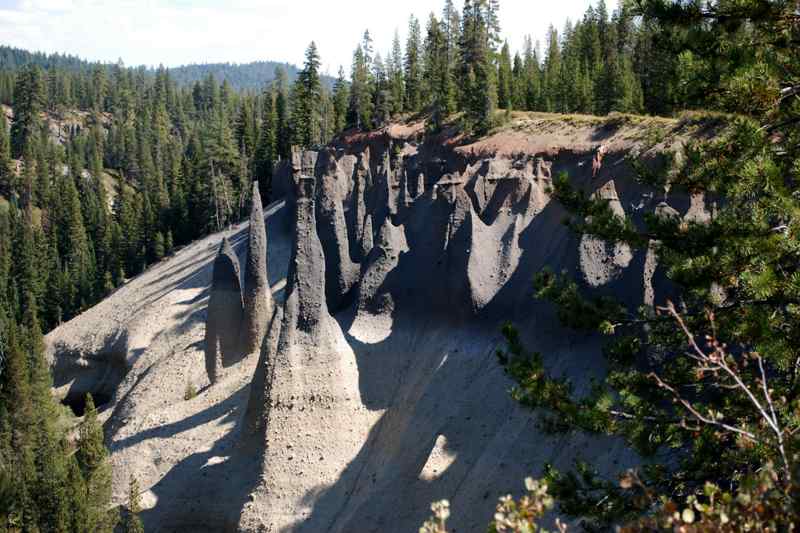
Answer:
[131,223,253,315]
[103,306,209,440]
[175,288,210,307]
[138,384,261,533]
[590,119,624,142]
[111,385,248,453]
[61,390,112,417]
[277,208,593,532]
[288,303,619,533]
[284,152,669,532]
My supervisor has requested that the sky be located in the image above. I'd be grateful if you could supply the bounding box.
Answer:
[0,0,611,76]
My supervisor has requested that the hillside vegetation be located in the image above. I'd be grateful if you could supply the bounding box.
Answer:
[0,46,335,93]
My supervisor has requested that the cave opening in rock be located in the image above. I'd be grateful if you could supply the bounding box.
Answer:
[61,391,111,417]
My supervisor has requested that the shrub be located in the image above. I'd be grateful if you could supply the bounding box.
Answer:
[184,381,197,401]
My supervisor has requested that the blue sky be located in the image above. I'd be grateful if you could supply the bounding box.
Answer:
[0,0,609,75]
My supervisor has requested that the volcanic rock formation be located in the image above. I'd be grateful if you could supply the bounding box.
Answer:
[315,150,360,311]
[239,174,378,532]
[204,236,244,384]
[44,115,712,533]
[242,181,275,355]
[579,180,634,287]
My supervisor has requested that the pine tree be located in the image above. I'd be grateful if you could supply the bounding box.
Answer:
[0,111,13,197]
[404,16,424,113]
[255,87,277,199]
[25,298,71,532]
[10,65,45,159]
[165,230,173,255]
[542,25,561,112]
[0,319,36,528]
[498,2,800,529]
[274,67,291,160]
[12,206,44,322]
[613,56,643,113]
[234,99,256,158]
[595,14,621,115]
[153,231,165,260]
[388,31,406,116]
[497,41,513,113]
[77,393,117,532]
[115,176,142,278]
[361,30,374,71]
[291,42,322,148]
[348,45,373,130]
[18,147,37,208]
[66,453,90,532]
[371,53,392,127]
[522,36,541,111]
[632,16,678,115]
[59,167,95,317]
[0,211,10,313]
[203,100,239,183]
[511,52,525,110]
[122,477,145,533]
[332,67,350,133]
[424,14,454,132]
[442,0,462,105]
[485,0,502,51]
[460,0,497,133]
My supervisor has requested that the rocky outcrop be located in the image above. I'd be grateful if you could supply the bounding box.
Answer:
[360,213,374,258]
[399,164,412,210]
[241,181,274,356]
[239,173,377,532]
[579,180,634,287]
[241,296,283,447]
[416,172,426,199]
[351,152,370,262]
[462,205,525,312]
[316,151,360,312]
[356,218,409,317]
[644,202,681,307]
[204,237,244,384]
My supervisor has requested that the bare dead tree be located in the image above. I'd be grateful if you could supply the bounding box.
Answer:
[237,144,252,224]
[210,160,221,232]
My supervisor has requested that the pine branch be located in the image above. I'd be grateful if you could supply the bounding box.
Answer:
[658,301,793,481]
[648,371,759,442]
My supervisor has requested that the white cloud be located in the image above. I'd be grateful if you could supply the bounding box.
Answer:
[0,0,611,73]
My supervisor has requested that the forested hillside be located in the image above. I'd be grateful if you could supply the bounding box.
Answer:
[0,46,334,96]
[167,61,338,92]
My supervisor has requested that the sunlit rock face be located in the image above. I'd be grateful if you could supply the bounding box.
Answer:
[242,181,276,356]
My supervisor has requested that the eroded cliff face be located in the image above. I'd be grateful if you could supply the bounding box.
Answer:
[45,114,710,532]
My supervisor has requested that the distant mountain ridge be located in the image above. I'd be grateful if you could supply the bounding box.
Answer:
[168,61,291,91]
[0,45,334,91]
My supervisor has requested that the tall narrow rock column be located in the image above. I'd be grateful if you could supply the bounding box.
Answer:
[241,181,274,356]
[238,175,379,532]
[204,237,244,384]
[316,152,360,311]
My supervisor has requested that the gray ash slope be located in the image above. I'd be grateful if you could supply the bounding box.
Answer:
[45,113,712,532]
